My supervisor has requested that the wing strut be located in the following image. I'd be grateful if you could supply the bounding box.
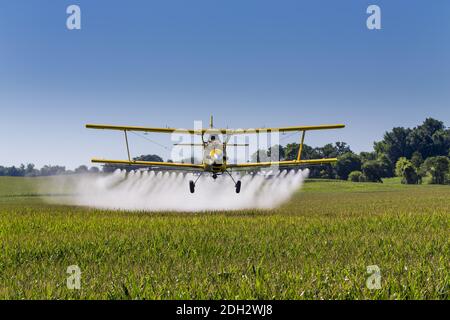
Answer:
[124,130,131,161]
[297,131,306,161]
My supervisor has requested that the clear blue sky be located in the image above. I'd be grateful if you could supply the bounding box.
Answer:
[1,0,449,169]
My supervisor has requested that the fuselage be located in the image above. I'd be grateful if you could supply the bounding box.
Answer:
[202,137,226,174]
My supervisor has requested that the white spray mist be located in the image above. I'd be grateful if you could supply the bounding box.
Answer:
[50,169,309,211]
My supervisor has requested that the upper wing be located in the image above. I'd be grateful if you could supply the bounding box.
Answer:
[86,123,345,135]
[86,124,197,134]
[223,124,345,134]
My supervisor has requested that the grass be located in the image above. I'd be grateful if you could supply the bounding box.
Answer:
[0,176,448,299]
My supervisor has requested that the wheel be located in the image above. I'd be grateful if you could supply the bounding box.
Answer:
[189,180,195,193]
[235,180,241,194]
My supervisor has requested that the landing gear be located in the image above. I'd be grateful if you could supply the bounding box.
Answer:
[235,180,241,194]
[189,171,241,193]
[225,170,242,194]
[189,173,203,193]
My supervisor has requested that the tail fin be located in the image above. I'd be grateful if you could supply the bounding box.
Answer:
[209,115,214,128]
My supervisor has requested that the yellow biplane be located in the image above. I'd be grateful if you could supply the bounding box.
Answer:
[86,116,344,193]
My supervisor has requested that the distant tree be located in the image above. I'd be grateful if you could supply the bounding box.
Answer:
[267,144,285,161]
[373,118,449,168]
[362,160,383,182]
[402,164,419,184]
[320,143,339,158]
[348,170,363,182]
[39,165,66,176]
[410,151,424,169]
[334,142,352,156]
[4,166,24,177]
[181,157,201,164]
[407,118,449,159]
[251,149,269,163]
[335,152,361,180]
[133,154,163,162]
[395,157,408,177]
[377,153,394,177]
[75,165,89,174]
[374,127,413,164]
[284,143,318,161]
[395,157,419,184]
[421,156,450,184]
[102,163,121,173]
[284,143,299,161]
[89,166,100,173]
[24,163,38,177]
[319,169,331,179]
[319,142,351,158]
[101,154,164,173]
[359,151,377,162]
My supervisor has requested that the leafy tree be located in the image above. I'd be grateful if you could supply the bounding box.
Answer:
[284,143,317,161]
[359,151,377,162]
[362,160,383,182]
[102,163,121,173]
[348,170,363,182]
[102,154,164,172]
[318,142,351,158]
[395,157,419,184]
[251,149,269,163]
[395,157,408,177]
[24,163,38,177]
[377,153,394,177]
[89,167,100,173]
[407,118,449,159]
[267,144,285,161]
[75,165,89,174]
[402,164,419,184]
[411,151,424,169]
[421,156,450,184]
[334,142,352,155]
[374,118,449,167]
[39,165,66,176]
[284,143,299,161]
[374,127,413,164]
[319,169,331,179]
[134,154,163,162]
[3,166,24,176]
[335,152,361,180]
[181,157,201,164]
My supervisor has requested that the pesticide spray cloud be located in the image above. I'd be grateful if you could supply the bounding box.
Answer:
[57,169,309,211]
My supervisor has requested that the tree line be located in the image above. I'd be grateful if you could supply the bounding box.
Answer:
[1,118,449,184]
[252,118,449,184]
[0,164,100,177]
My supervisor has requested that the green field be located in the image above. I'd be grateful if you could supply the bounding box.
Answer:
[0,176,448,299]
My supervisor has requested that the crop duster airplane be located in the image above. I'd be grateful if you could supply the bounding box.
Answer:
[86,116,345,193]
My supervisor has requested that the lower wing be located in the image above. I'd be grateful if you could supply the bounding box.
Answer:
[226,158,337,169]
[91,158,204,171]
